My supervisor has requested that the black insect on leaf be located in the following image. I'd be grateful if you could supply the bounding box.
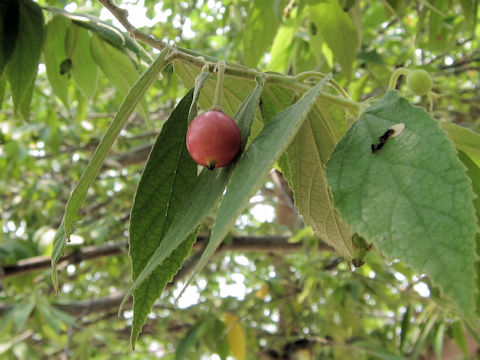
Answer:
[371,123,405,153]
[59,58,72,75]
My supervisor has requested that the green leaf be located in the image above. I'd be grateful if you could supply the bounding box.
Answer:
[12,301,35,332]
[0,74,6,109]
[66,24,99,99]
[308,0,359,79]
[352,340,408,360]
[0,0,20,76]
[46,6,152,63]
[326,90,478,316]
[204,318,229,359]
[19,76,36,120]
[260,83,295,125]
[452,321,468,356]
[268,16,298,72]
[399,306,411,352]
[175,322,208,360]
[284,92,353,257]
[120,77,265,310]
[440,122,480,169]
[130,86,201,349]
[35,303,63,334]
[90,34,148,119]
[262,81,359,258]
[459,151,480,316]
[458,152,480,218]
[459,0,475,24]
[427,0,450,51]
[44,15,70,109]
[259,84,296,176]
[6,0,44,120]
[433,322,445,359]
[184,77,330,291]
[243,1,282,67]
[51,48,171,292]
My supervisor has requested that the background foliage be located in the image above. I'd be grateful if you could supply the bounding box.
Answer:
[0,0,479,359]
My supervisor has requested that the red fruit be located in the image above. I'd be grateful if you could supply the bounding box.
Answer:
[186,110,242,170]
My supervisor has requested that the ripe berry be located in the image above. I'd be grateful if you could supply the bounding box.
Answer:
[186,110,242,170]
[406,69,433,96]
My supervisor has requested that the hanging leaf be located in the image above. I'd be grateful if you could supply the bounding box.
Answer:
[175,322,208,360]
[225,313,246,360]
[308,0,359,79]
[44,15,70,109]
[267,14,299,72]
[12,300,35,332]
[0,75,6,109]
[182,77,330,292]
[51,48,171,291]
[90,34,149,119]
[427,0,450,52]
[284,93,353,257]
[0,0,20,76]
[120,78,264,311]
[66,24,99,99]
[440,122,480,168]
[129,70,210,349]
[6,0,44,119]
[243,1,282,67]
[326,90,478,316]
[451,321,468,356]
[45,6,152,62]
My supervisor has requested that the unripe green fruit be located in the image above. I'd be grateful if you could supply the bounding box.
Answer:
[186,110,241,170]
[406,69,433,96]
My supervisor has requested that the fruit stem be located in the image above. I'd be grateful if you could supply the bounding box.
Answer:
[212,60,226,111]
[388,67,410,91]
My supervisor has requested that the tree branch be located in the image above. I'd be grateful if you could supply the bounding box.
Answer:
[96,0,361,116]
[2,235,328,279]
[0,236,332,317]
[96,0,167,51]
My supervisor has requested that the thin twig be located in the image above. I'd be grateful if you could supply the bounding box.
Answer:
[96,0,167,51]
[96,0,362,116]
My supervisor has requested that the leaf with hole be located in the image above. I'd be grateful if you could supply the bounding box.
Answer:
[326,90,478,316]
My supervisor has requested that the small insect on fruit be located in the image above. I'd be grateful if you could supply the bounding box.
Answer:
[186,110,242,170]
[371,123,405,154]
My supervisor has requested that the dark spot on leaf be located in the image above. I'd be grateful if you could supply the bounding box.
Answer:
[371,128,394,153]
[60,58,72,75]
